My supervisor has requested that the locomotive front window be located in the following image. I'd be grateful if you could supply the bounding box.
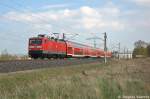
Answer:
[30,39,42,45]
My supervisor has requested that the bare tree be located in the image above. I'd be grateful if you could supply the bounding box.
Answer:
[134,40,148,48]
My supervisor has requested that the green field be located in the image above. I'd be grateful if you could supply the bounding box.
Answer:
[0,59,149,99]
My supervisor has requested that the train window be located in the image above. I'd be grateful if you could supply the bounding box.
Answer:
[30,39,42,45]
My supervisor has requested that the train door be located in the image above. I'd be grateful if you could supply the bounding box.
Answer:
[67,47,73,56]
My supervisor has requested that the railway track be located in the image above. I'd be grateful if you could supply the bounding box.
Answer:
[0,58,103,73]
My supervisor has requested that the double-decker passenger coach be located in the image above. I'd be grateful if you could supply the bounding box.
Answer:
[28,34,112,59]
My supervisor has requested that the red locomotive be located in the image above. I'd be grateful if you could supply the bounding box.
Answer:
[28,34,112,59]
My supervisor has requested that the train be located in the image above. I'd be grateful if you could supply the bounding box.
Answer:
[28,34,112,59]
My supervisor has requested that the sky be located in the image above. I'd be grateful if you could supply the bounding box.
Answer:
[0,0,150,54]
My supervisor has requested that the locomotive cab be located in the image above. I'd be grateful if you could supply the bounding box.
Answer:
[28,34,67,59]
[28,35,46,59]
[29,39,43,48]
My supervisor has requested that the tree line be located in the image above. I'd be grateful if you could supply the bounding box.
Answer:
[133,40,150,58]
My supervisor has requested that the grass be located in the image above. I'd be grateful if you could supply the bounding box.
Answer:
[98,78,123,99]
[0,59,149,99]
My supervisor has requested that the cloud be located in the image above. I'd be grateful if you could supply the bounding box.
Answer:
[80,6,99,16]
[41,4,70,9]
[3,12,33,23]
[132,0,150,6]
[79,6,123,31]
[2,5,125,34]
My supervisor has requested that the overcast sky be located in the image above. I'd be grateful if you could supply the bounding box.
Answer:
[0,0,149,54]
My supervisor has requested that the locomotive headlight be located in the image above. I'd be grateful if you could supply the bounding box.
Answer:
[36,46,42,48]
[29,46,35,48]
[29,46,42,48]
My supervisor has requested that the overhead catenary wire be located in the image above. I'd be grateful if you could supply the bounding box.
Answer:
[0,1,106,46]
[0,2,91,46]
[0,4,53,41]
[0,1,110,53]
[0,1,79,36]
[0,3,52,34]
[2,0,101,41]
